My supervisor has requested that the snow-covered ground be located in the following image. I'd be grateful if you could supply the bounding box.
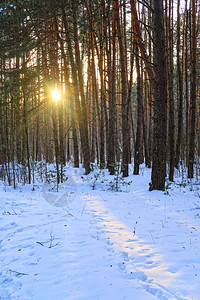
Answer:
[0,165,200,300]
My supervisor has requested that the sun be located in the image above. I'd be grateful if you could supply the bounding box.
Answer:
[52,88,61,102]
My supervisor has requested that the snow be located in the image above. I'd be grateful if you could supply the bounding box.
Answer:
[0,165,200,300]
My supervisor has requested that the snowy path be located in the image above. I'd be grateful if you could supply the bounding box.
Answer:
[0,168,200,299]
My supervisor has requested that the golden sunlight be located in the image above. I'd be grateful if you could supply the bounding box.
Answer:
[51,88,61,102]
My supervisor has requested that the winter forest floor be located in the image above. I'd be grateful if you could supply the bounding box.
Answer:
[0,164,200,300]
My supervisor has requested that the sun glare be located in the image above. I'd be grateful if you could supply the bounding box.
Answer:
[52,88,61,102]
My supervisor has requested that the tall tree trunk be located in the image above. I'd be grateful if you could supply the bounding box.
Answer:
[175,0,183,168]
[108,8,117,175]
[185,7,189,166]
[188,0,197,178]
[151,0,167,190]
[134,47,143,175]
[143,71,150,167]
[113,0,129,177]
[168,0,175,181]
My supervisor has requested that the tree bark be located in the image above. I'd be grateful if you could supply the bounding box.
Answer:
[188,0,196,178]
[113,0,129,177]
[150,0,167,190]
[134,46,143,175]
[168,0,175,181]
[175,0,183,169]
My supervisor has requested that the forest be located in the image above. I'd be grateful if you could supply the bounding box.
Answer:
[0,0,199,190]
[1,1,200,299]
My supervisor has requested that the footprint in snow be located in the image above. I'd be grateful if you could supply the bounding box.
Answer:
[145,253,153,258]
[118,261,127,273]
[144,260,158,269]
[90,233,99,240]
[122,251,129,262]
[0,222,17,231]
[16,228,23,233]
[105,244,114,253]
[130,271,148,282]
[104,238,114,253]
[126,238,136,243]
[146,260,153,265]
[106,238,113,246]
